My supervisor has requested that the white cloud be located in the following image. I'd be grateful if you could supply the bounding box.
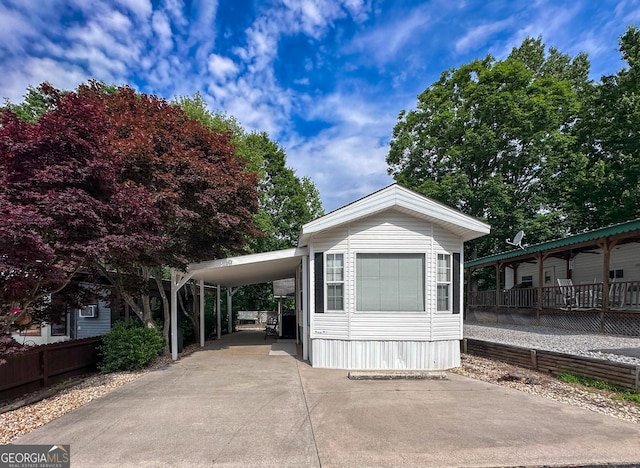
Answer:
[152,10,174,51]
[286,129,393,212]
[281,91,398,211]
[0,57,89,103]
[0,5,37,51]
[342,5,431,65]
[207,54,239,82]
[114,0,152,20]
[454,18,513,54]
[99,9,133,33]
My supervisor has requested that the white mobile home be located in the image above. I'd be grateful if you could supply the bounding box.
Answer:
[176,184,490,370]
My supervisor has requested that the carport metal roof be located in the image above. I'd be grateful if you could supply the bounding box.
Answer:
[186,247,307,287]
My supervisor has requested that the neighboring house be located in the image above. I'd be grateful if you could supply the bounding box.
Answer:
[11,296,113,346]
[180,184,490,370]
[465,219,640,335]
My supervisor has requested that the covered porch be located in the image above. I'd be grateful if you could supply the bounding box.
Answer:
[465,219,640,335]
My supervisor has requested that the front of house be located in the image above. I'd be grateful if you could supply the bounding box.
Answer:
[184,184,490,370]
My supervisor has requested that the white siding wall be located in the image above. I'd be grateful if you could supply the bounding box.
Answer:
[515,243,640,286]
[308,209,465,369]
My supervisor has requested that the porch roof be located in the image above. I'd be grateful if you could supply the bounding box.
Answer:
[465,218,640,269]
[186,247,307,288]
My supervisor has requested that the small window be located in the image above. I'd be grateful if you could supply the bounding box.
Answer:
[521,275,533,287]
[326,253,344,311]
[51,319,67,336]
[609,269,624,279]
[437,253,451,312]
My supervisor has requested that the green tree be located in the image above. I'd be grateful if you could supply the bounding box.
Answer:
[175,94,324,315]
[568,26,640,229]
[387,37,589,258]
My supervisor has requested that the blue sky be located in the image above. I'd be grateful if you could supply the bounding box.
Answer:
[1,0,638,212]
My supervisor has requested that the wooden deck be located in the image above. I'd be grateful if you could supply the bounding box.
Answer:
[469,280,640,311]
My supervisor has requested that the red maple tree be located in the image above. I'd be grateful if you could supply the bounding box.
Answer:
[0,85,159,340]
[78,83,259,344]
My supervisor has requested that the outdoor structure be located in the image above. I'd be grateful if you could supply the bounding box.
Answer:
[466,219,640,335]
[173,184,490,370]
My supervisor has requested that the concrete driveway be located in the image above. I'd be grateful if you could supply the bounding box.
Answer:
[14,331,640,467]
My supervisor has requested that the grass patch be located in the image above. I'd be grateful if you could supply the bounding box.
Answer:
[557,371,640,405]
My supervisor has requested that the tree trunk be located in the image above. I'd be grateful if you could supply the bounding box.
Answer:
[139,266,156,329]
[178,284,200,345]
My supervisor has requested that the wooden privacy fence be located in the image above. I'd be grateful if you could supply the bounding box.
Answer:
[461,338,640,391]
[0,337,102,401]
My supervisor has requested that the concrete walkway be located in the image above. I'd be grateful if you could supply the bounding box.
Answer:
[15,331,640,467]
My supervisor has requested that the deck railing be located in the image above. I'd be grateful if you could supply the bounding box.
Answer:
[469,280,640,311]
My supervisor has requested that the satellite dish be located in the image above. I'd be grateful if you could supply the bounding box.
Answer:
[506,230,525,250]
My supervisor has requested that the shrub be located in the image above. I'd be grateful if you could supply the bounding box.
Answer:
[98,321,165,373]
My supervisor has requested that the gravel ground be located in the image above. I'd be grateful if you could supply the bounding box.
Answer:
[1,332,639,445]
[465,323,640,365]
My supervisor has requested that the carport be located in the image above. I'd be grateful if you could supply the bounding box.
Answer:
[169,246,308,361]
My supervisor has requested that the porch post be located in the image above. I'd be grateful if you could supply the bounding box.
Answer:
[216,285,221,340]
[171,269,178,361]
[466,266,472,319]
[199,280,205,347]
[537,253,544,311]
[170,269,195,360]
[227,288,233,334]
[600,239,612,312]
[495,263,501,309]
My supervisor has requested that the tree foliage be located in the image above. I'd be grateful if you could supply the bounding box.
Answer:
[175,94,324,316]
[567,26,640,229]
[0,84,157,335]
[1,83,260,347]
[74,83,259,347]
[387,37,589,258]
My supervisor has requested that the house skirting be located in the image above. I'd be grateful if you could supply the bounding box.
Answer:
[310,339,460,370]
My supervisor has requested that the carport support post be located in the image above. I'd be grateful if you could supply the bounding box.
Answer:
[170,269,195,361]
[216,285,221,340]
[199,280,205,347]
[171,269,178,361]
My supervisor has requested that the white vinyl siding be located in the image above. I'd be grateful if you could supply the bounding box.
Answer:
[356,253,425,311]
[309,209,464,345]
[515,244,640,287]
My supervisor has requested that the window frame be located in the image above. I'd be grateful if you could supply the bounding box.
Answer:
[436,252,452,313]
[325,253,345,311]
[355,252,426,313]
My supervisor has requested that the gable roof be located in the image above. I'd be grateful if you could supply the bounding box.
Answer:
[298,184,490,245]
